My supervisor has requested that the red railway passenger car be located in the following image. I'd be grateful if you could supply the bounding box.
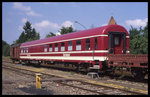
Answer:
[19,24,129,70]
[10,22,148,80]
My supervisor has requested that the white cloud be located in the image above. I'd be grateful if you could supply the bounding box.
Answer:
[13,2,31,11]
[33,20,74,31]
[21,18,27,23]
[61,21,74,28]
[26,10,41,17]
[19,18,28,31]
[33,20,60,29]
[32,20,59,38]
[13,2,41,17]
[31,20,74,38]
[18,20,75,39]
[125,18,148,28]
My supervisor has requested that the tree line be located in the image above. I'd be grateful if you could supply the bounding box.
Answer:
[2,21,148,57]
[2,40,10,56]
[129,23,148,54]
[45,26,77,38]
[12,21,40,45]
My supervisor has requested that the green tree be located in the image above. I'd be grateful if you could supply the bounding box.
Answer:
[129,24,148,54]
[130,34,148,54]
[23,21,32,38]
[2,40,10,56]
[142,23,148,38]
[58,26,77,35]
[45,26,77,38]
[30,28,40,41]
[36,33,40,40]
[45,32,56,38]
[15,21,40,44]
[129,26,141,40]
[16,32,26,43]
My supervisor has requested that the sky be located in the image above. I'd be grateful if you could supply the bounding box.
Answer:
[2,2,148,45]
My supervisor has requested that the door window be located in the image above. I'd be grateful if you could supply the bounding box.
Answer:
[114,37,120,46]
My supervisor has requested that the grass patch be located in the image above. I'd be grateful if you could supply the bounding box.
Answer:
[2,56,10,60]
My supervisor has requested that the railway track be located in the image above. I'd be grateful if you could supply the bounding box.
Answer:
[2,60,147,95]
[3,60,148,83]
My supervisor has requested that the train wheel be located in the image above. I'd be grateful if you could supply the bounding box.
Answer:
[132,69,145,81]
[12,60,15,63]
[118,70,125,80]
[75,64,79,73]
[19,60,22,64]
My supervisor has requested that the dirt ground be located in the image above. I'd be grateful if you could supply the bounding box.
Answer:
[2,61,148,95]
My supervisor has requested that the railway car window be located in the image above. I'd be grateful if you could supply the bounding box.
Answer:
[26,48,28,53]
[114,37,120,46]
[68,41,72,51]
[86,39,90,50]
[95,38,98,50]
[24,48,26,53]
[49,44,52,52]
[55,43,58,52]
[61,42,65,51]
[21,49,23,53]
[44,44,47,52]
[76,40,81,50]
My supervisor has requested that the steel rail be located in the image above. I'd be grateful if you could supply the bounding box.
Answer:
[2,61,147,95]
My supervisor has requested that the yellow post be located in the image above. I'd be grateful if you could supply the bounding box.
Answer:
[36,73,42,89]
